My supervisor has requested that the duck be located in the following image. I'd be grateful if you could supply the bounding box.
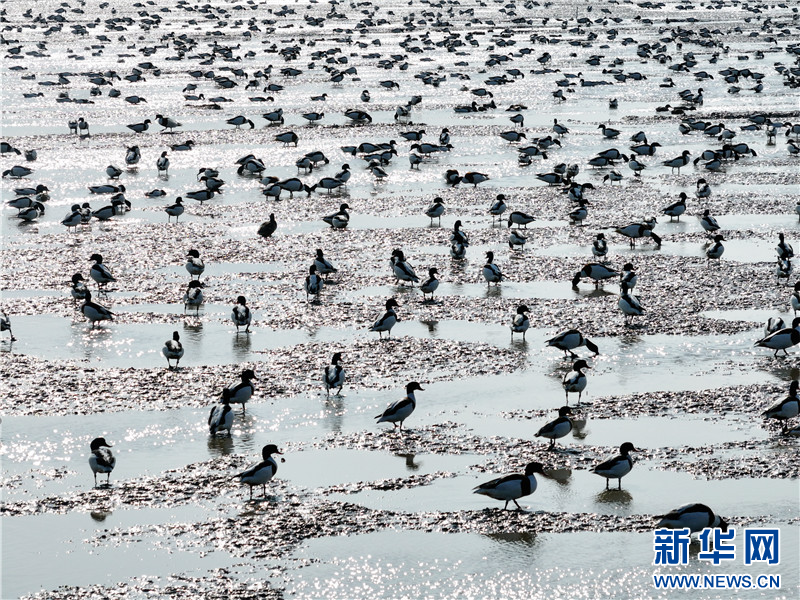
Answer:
[450,220,469,247]
[777,258,793,285]
[572,263,619,288]
[2,165,33,179]
[563,359,590,405]
[391,249,419,286]
[482,251,503,286]
[699,209,720,234]
[226,369,257,412]
[258,213,278,238]
[662,193,687,221]
[162,331,184,369]
[16,202,45,221]
[762,380,799,432]
[656,503,728,533]
[60,205,82,230]
[535,406,574,449]
[507,211,536,228]
[592,233,608,261]
[777,233,794,260]
[156,151,169,174]
[106,164,122,179]
[791,282,800,315]
[376,382,424,431]
[420,268,440,301]
[462,172,489,187]
[568,200,590,226]
[662,150,692,173]
[615,222,662,248]
[424,197,445,225]
[209,389,234,436]
[324,352,345,396]
[619,282,645,325]
[230,296,252,333]
[227,115,255,129]
[508,229,527,251]
[70,273,89,305]
[183,280,204,314]
[620,263,637,290]
[473,462,549,510]
[304,265,323,301]
[755,317,800,357]
[89,254,116,289]
[125,146,141,166]
[155,114,182,132]
[89,437,116,487]
[510,305,530,339]
[706,235,725,263]
[695,178,712,198]
[81,290,114,327]
[546,330,600,359]
[592,442,640,489]
[1,311,16,342]
[165,197,185,222]
[237,444,282,499]
[370,298,400,339]
[488,194,507,222]
[322,203,350,229]
[310,249,337,280]
[185,249,205,280]
[88,184,125,195]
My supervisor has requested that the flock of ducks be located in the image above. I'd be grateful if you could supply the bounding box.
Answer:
[2,0,798,546]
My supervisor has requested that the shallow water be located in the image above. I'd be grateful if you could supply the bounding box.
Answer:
[2,0,799,597]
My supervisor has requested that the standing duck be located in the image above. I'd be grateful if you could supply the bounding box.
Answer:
[370,299,400,339]
[420,268,440,301]
[185,249,205,280]
[81,290,114,327]
[482,251,503,286]
[473,462,549,510]
[592,442,640,489]
[563,359,590,405]
[376,382,424,431]
[89,437,116,487]
[162,331,184,369]
[237,444,282,499]
[231,296,252,333]
[304,265,323,301]
[89,254,116,290]
[226,369,257,413]
[535,406,574,449]
[209,389,234,436]
[546,330,600,359]
[510,305,531,339]
[323,352,345,396]
[183,280,204,314]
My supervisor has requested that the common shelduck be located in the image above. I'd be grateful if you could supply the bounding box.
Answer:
[482,251,503,286]
[324,352,345,396]
[546,330,600,359]
[535,406,574,449]
[510,305,530,339]
[763,380,799,431]
[656,503,728,533]
[237,444,282,499]
[370,298,400,339]
[89,254,116,289]
[572,263,618,288]
[81,290,114,327]
[420,268,440,301]
[592,442,640,489]
[162,331,184,369]
[376,382,424,431]
[209,389,234,436]
[563,359,590,405]
[226,369,257,412]
[473,462,549,510]
[232,296,252,333]
[89,437,116,487]
[183,280,204,314]
[185,249,205,280]
[755,317,800,357]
